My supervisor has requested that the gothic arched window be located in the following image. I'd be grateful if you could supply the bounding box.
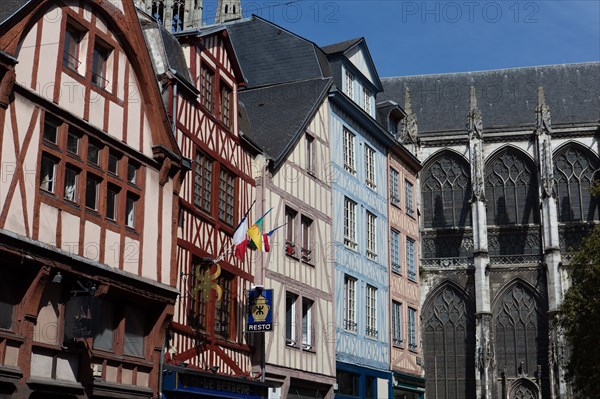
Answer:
[511,381,538,399]
[493,282,548,381]
[172,0,185,32]
[423,285,476,399]
[485,148,539,226]
[152,0,165,24]
[422,152,472,229]
[554,144,600,223]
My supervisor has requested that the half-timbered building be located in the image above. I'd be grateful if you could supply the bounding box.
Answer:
[0,0,183,398]
[321,37,398,398]
[228,16,337,399]
[381,62,600,399]
[377,100,425,398]
[140,15,267,398]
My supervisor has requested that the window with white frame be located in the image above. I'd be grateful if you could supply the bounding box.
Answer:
[390,168,400,205]
[301,298,313,350]
[301,216,313,263]
[63,165,79,202]
[405,180,414,217]
[366,285,377,338]
[285,207,297,257]
[343,128,356,175]
[344,197,357,249]
[306,134,315,172]
[392,301,403,346]
[345,69,354,99]
[285,292,298,346]
[344,275,357,332]
[408,307,417,350]
[365,145,376,189]
[40,154,57,193]
[407,237,416,281]
[363,87,371,114]
[366,211,377,260]
[391,229,401,273]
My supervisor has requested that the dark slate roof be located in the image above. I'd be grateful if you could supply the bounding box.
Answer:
[0,0,29,26]
[239,77,332,168]
[227,17,330,88]
[380,63,600,134]
[159,25,194,86]
[321,37,362,55]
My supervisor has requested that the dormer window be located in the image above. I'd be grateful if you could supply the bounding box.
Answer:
[362,87,371,114]
[389,116,398,136]
[345,70,354,100]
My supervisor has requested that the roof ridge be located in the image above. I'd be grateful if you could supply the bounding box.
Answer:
[382,61,600,80]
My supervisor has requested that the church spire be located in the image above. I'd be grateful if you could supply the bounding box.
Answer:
[216,0,242,23]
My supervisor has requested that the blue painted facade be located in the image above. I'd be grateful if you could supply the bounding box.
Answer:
[327,43,394,398]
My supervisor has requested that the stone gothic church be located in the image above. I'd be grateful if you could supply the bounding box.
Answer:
[381,62,600,399]
[136,0,240,32]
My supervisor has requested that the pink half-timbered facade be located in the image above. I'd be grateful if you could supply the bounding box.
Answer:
[0,0,183,398]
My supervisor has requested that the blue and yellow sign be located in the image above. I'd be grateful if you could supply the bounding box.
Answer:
[247,289,274,332]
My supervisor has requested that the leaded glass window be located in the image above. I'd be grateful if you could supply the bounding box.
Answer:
[493,282,547,379]
[554,144,600,223]
[423,285,475,399]
[422,153,472,229]
[391,229,401,273]
[392,301,403,346]
[485,148,539,226]
[194,151,212,213]
[214,271,232,338]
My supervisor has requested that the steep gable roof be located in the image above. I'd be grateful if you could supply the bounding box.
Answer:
[380,63,600,134]
[0,0,30,26]
[321,37,362,55]
[176,24,246,86]
[322,37,383,92]
[226,16,330,88]
[239,77,332,170]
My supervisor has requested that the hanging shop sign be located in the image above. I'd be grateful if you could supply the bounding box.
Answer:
[246,288,274,332]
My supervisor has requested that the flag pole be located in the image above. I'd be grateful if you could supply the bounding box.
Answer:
[215,200,256,262]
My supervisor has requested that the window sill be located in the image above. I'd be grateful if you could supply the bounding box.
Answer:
[43,140,62,152]
[392,342,404,349]
[27,377,85,392]
[343,242,358,252]
[0,364,22,380]
[0,329,24,342]
[391,201,401,209]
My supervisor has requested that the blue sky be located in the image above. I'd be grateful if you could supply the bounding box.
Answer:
[201,0,600,77]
